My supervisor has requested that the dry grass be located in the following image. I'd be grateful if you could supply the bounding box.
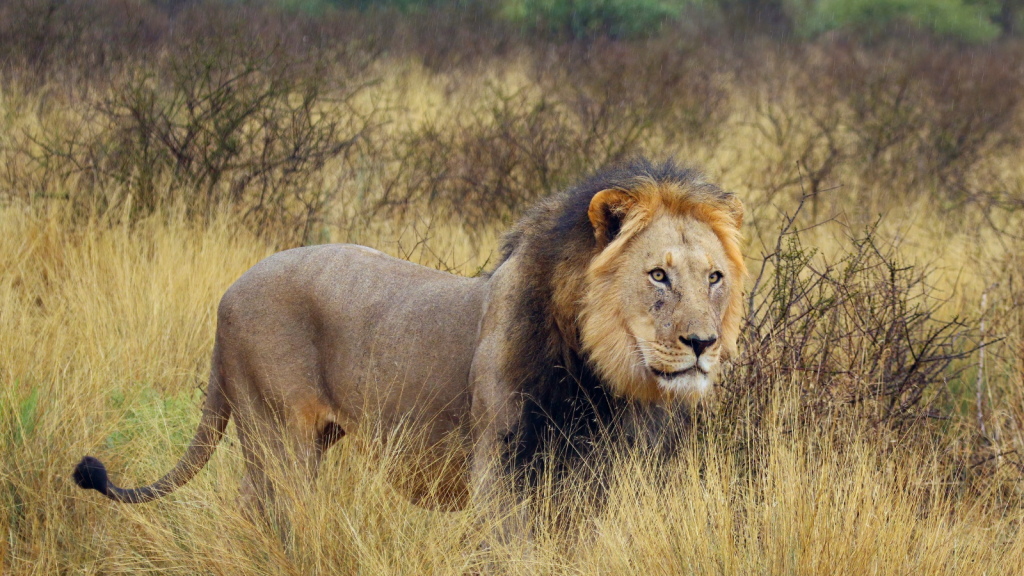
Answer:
[3,6,1024,572]
[1,206,1022,574]
[2,169,1023,575]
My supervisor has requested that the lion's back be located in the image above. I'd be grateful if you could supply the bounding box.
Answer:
[215,244,488,437]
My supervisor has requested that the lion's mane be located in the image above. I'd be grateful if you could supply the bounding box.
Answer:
[494,158,745,477]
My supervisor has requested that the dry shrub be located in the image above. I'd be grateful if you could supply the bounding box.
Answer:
[739,41,845,217]
[5,3,1024,240]
[715,194,1011,488]
[912,45,1024,198]
[375,37,730,232]
[7,17,379,244]
[97,41,374,239]
[378,86,597,231]
[355,4,517,72]
[0,0,169,86]
[541,36,732,149]
[742,39,1024,215]
[833,41,1023,197]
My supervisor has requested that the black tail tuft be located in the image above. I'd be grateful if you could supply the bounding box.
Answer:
[72,456,110,495]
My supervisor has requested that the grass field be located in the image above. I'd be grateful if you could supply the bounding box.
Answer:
[3,3,1024,573]
[3,209,1023,574]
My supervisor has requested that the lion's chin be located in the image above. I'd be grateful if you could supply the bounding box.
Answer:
[651,366,712,399]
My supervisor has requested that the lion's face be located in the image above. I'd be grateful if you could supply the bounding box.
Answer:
[616,213,733,398]
[580,186,745,403]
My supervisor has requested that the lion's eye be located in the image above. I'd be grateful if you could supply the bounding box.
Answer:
[650,269,667,283]
[709,271,723,285]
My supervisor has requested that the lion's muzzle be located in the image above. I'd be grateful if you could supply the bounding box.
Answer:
[639,338,720,398]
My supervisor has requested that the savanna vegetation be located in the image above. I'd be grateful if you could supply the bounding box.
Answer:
[3,0,1024,573]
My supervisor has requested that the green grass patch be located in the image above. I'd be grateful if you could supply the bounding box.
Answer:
[105,386,203,454]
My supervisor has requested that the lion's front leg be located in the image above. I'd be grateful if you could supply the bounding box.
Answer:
[468,331,535,557]
[469,419,535,555]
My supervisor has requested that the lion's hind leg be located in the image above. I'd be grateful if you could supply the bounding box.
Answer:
[233,413,283,532]
[233,401,345,540]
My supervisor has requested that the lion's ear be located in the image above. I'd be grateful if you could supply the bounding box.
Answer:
[588,189,635,246]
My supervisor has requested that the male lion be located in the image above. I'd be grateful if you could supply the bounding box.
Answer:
[73,158,745,523]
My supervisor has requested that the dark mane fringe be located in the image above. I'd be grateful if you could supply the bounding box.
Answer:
[498,157,721,264]
[497,157,709,481]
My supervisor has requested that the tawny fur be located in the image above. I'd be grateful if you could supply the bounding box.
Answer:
[73,157,745,524]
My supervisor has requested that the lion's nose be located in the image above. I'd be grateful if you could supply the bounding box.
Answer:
[680,334,717,358]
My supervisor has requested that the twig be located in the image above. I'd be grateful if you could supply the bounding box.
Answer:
[976,283,998,438]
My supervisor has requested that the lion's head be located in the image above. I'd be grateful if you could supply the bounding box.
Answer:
[497,158,744,411]
[579,178,745,403]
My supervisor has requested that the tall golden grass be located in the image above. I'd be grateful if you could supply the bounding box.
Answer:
[2,207,1023,573]
[3,16,1024,573]
[3,177,1023,574]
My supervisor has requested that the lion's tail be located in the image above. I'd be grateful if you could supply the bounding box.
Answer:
[72,346,231,504]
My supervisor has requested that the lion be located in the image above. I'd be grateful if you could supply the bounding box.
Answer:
[72,158,745,524]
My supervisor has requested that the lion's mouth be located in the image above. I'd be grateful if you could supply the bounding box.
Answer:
[650,365,703,380]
